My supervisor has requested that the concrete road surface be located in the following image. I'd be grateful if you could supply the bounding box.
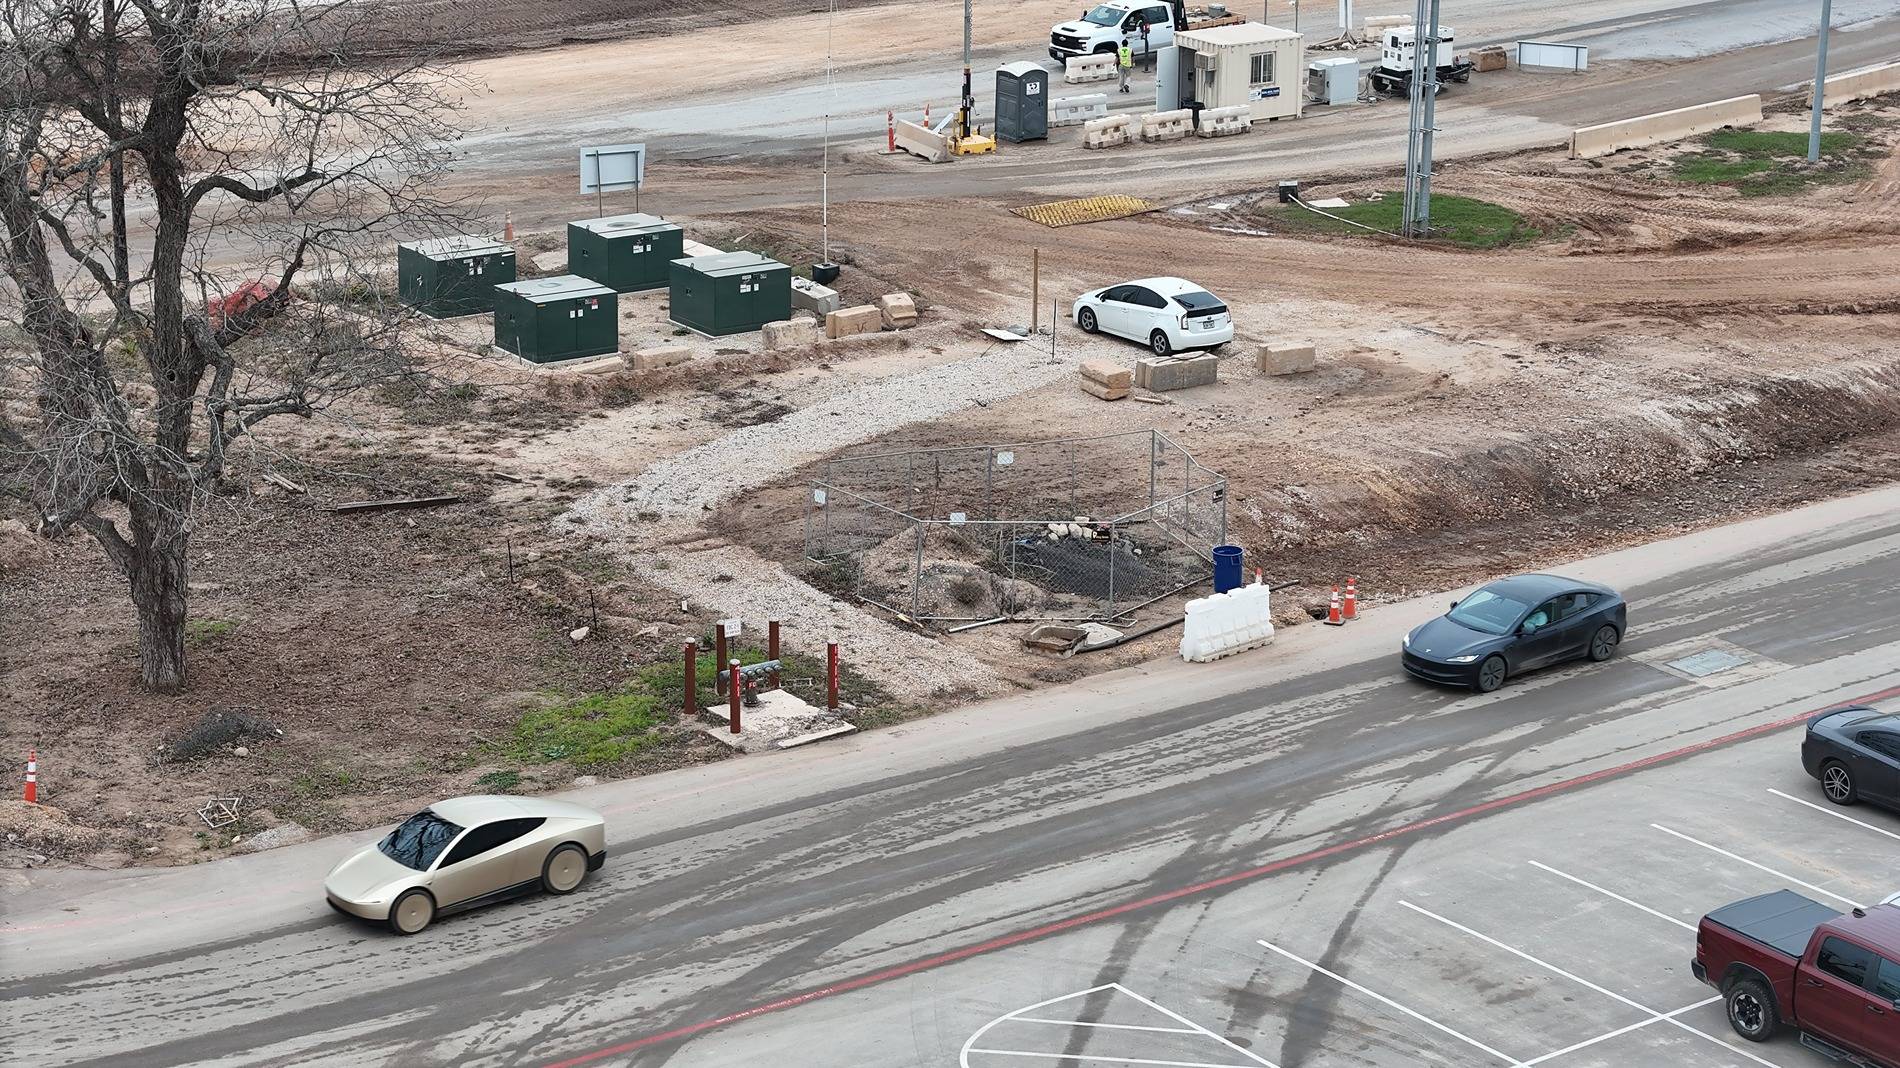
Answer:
[7,484,1900,1066]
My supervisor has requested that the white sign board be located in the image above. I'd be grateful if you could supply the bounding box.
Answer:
[580,143,647,194]
[1516,40,1588,72]
[717,618,743,637]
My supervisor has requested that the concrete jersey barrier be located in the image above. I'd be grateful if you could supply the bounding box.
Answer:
[1568,94,1763,159]
[1813,61,1900,109]
[1082,114,1131,149]
[894,119,951,163]
[1051,93,1110,127]
[1140,108,1193,143]
[1065,53,1117,84]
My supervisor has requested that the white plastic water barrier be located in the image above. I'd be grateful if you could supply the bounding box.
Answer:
[1052,94,1110,126]
[1180,582,1275,663]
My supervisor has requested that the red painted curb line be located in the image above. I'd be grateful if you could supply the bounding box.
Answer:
[540,685,1900,1067]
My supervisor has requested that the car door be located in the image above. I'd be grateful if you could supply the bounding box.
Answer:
[1142,4,1172,48]
[1093,285,1134,336]
[1866,955,1900,1063]
[1803,936,1883,1056]
[1511,598,1567,670]
[1123,286,1167,345]
[1852,730,1900,805]
[1547,592,1601,660]
[430,817,543,906]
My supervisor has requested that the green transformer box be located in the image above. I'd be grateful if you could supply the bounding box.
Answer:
[492,275,619,364]
[566,213,684,293]
[397,236,516,318]
[668,252,792,337]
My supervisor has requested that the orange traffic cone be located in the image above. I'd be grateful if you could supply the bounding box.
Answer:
[23,748,37,803]
[1324,587,1344,626]
[504,211,514,242]
[1343,577,1359,621]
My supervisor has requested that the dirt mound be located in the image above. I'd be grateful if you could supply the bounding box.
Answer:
[0,800,110,859]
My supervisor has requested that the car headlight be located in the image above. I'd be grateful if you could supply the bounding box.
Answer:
[1401,632,1411,648]
[1447,654,1480,664]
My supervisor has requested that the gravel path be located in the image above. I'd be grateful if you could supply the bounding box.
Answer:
[559,337,1080,698]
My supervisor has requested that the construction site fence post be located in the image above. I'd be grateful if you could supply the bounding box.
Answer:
[768,619,781,689]
[714,623,728,695]
[728,659,742,734]
[684,640,698,719]
[827,642,840,712]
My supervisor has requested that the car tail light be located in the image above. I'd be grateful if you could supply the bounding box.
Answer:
[1178,313,1187,329]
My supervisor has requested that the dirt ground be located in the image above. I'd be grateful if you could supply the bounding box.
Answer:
[6,65,1900,868]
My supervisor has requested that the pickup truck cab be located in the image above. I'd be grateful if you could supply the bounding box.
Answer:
[1050,2,1174,62]
[1695,889,1900,1064]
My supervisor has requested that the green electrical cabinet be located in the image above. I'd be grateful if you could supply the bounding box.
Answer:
[397,236,516,318]
[668,252,792,337]
[566,213,684,293]
[492,276,619,364]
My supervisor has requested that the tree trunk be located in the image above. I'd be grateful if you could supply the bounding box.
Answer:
[124,488,192,695]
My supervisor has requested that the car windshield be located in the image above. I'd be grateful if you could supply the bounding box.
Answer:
[1082,4,1122,25]
[1174,290,1227,316]
[377,809,464,871]
[1447,588,1531,636]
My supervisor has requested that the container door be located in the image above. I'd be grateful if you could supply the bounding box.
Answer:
[1156,46,1182,111]
[1025,72,1048,139]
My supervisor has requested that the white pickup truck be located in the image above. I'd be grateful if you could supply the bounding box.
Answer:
[1048,2,1176,63]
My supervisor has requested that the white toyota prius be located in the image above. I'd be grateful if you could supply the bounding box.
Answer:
[1072,276,1234,357]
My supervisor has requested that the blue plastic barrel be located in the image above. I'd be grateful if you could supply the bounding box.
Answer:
[1212,544,1244,594]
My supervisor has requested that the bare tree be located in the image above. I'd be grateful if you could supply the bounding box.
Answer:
[0,0,466,692]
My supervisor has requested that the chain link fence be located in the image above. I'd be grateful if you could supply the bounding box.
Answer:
[803,430,1226,626]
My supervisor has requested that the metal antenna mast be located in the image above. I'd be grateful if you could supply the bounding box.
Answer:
[1401,0,1442,237]
[1807,0,1834,162]
[823,0,835,260]
[960,0,974,139]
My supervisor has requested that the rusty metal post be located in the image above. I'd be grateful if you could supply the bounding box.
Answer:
[728,659,742,734]
[827,642,840,712]
[714,623,728,695]
[768,619,781,690]
[683,640,698,718]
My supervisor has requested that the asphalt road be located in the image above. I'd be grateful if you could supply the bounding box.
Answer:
[7,486,1900,1066]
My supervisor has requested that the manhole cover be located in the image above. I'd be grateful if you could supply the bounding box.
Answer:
[1668,649,1749,678]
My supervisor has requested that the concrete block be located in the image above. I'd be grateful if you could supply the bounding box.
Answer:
[762,318,819,351]
[681,239,724,258]
[1083,114,1131,150]
[1258,342,1316,376]
[1051,93,1110,127]
[1140,108,1193,143]
[530,250,567,272]
[876,292,919,329]
[1079,359,1133,389]
[1814,60,1900,109]
[1134,354,1219,391]
[1080,378,1129,401]
[1472,46,1508,73]
[1065,54,1117,84]
[1569,95,1762,159]
[1195,105,1252,138]
[791,277,842,315]
[825,305,882,339]
[895,119,952,163]
[625,346,693,372]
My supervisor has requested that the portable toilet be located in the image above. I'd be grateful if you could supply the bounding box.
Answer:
[397,236,515,318]
[668,252,791,337]
[566,213,684,294]
[1171,23,1306,123]
[995,61,1050,143]
[492,275,619,364]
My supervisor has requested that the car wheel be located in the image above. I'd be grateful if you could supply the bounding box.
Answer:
[1078,307,1098,333]
[1588,625,1619,662]
[388,888,435,936]
[1473,655,1507,693]
[1726,977,1779,1042]
[1149,330,1172,357]
[1822,760,1858,806]
[542,843,589,895]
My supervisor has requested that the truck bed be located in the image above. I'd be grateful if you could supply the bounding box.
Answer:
[1704,889,1841,959]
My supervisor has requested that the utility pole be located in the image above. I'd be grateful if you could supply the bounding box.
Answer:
[1401,0,1441,237]
[1808,0,1833,162]
[959,0,974,140]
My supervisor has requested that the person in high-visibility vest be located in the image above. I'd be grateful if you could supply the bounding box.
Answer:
[1117,39,1134,93]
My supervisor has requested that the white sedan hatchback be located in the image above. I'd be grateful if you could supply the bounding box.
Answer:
[1072,277,1234,357]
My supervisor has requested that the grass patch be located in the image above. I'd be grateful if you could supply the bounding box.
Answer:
[474,769,522,792]
[185,618,237,645]
[1264,193,1547,249]
[1670,129,1871,196]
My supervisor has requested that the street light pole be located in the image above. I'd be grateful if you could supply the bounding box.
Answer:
[1808,0,1833,162]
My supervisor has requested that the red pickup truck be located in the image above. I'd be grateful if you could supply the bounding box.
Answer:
[1695,889,1900,1065]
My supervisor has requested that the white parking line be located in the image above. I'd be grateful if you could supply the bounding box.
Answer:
[1010,1019,1199,1034]
[1526,861,1697,931]
[1650,823,1865,909]
[1516,997,1720,1067]
[962,1054,1261,1068]
[1399,900,1781,1068]
[1255,938,1522,1065]
[959,983,1277,1068]
[1767,787,1900,843]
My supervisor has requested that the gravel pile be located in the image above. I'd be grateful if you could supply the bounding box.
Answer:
[559,339,1082,699]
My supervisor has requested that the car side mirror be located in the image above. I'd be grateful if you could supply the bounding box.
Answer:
[1448,600,1458,610]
